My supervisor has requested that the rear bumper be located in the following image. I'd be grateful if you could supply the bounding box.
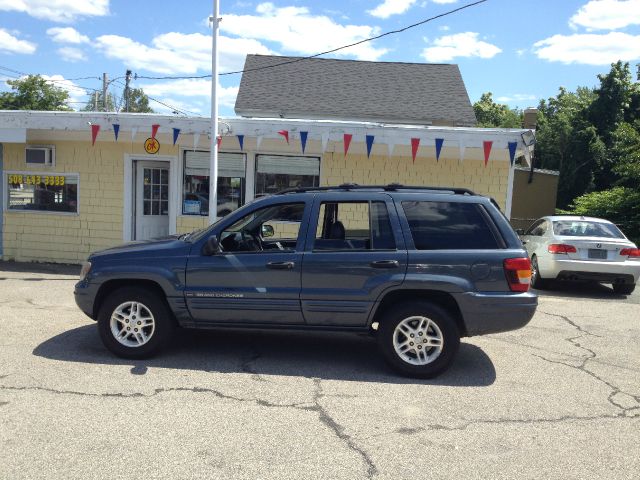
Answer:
[453,291,537,336]
[540,258,640,283]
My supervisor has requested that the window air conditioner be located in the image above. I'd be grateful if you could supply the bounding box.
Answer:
[25,146,55,166]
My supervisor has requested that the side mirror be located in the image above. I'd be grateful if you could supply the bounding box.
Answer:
[202,235,220,256]
[261,224,274,238]
[515,229,525,236]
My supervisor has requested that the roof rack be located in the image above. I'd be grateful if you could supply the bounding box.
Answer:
[276,183,476,196]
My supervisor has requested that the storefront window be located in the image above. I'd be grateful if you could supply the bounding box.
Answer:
[182,151,245,216]
[6,173,78,213]
[255,155,320,197]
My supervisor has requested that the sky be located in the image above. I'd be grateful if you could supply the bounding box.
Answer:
[1,0,640,117]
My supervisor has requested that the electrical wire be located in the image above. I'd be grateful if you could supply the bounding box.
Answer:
[134,0,488,81]
[111,79,197,116]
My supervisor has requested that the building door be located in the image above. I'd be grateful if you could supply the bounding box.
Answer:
[135,161,170,240]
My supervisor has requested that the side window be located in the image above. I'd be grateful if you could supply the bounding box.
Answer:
[525,220,544,236]
[401,201,499,250]
[314,201,395,251]
[220,202,304,253]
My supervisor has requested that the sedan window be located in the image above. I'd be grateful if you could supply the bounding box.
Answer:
[552,220,625,239]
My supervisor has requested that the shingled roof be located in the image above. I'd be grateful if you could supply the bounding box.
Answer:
[234,55,477,127]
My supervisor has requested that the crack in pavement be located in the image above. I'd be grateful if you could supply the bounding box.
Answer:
[240,343,267,383]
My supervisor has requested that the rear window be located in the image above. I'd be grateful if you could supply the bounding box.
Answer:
[552,220,624,239]
[402,201,499,250]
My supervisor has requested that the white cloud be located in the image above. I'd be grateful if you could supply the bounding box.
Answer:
[533,32,640,65]
[141,80,239,109]
[94,32,272,75]
[47,27,89,44]
[438,25,451,31]
[40,75,88,106]
[0,0,109,23]
[432,0,458,3]
[496,94,537,103]
[569,0,640,30]
[57,46,86,62]
[368,0,417,19]
[0,28,36,54]
[221,2,389,61]
[422,32,501,62]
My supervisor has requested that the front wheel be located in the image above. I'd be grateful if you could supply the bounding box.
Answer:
[97,287,175,359]
[613,283,635,295]
[377,301,460,378]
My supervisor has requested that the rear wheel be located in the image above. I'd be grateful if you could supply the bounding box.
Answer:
[612,283,635,295]
[97,287,175,359]
[378,301,460,378]
[530,255,549,290]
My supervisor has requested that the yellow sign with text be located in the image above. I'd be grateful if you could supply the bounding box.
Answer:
[8,174,65,186]
[144,137,160,154]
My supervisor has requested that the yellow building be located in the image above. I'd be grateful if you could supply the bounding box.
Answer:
[0,111,534,264]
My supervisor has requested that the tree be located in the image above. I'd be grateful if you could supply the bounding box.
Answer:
[81,92,116,112]
[82,87,154,113]
[126,88,154,113]
[589,61,634,144]
[0,75,71,111]
[473,92,523,128]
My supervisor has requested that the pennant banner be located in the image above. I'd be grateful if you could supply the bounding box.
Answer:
[300,131,308,154]
[387,142,394,158]
[112,124,120,142]
[91,124,100,146]
[151,124,160,139]
[411,138,420,163]
[507,141,517,166]
[343,133,353,156]
[278,130,289,144]
[459,141,466,164]
[193,132,200,151]
[172,128,181,146]
[256,135,263,151]
[217,135,222,149]
[321,133,330,152]
[483,140,493,167]
[237,134,244,151]
[366,135,375,158]
[435,138,444,162]
[131,126,138,142]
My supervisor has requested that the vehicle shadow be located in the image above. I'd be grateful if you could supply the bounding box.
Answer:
[532,281,628,300]
[33,325,496,387]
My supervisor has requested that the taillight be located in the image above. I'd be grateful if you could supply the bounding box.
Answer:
[548,244,577,254]
[620,248,640,258]
[504,257,531,292]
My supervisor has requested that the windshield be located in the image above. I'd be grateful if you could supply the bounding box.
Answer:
[552,220,625,239]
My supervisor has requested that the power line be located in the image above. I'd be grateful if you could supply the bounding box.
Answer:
[111,79,197,116]
[134,0,488,81]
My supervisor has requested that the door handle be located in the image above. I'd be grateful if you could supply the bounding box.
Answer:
[266,261,295,270]
[370,260,400,268]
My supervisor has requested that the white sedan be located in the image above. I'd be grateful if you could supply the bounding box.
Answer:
[519,216,640,294]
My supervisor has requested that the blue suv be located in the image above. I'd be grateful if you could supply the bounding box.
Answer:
[75,185,537,378]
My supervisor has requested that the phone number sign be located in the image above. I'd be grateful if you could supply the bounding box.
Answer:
[8,174,66,186]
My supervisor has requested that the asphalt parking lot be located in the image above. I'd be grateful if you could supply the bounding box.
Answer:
[1,261,639,479]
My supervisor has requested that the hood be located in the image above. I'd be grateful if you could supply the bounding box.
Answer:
[89,235,191,260]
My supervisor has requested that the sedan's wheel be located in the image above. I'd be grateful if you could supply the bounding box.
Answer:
[98,287,174,359]
[530,255,548,290]
[378,301,459,378]
[612,283,635,295]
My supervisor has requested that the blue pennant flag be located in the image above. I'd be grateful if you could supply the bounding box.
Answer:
[112,124,120,141]
[508,141,518,165]
[435,138,444,162]
[237,134,245,151]
[366,135,375,158]
[300,131,308,153]
[172,128,181,146]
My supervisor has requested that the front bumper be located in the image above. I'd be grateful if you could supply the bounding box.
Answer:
[453,291,538,336]
[540,258,640,284]
[74,280,99,320]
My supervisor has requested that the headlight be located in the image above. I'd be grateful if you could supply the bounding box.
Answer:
[79,261,92,281]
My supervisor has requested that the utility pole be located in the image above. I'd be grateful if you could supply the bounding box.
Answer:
[208,0,220,225]
[124,70,132,112]
[93,91,98,111]
[102,73,108,112]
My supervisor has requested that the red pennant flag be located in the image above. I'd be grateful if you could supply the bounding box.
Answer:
[278,130,289,144]
[216,136,222,149]
[411,138,420,163]
[91,124,100,146]
[151,124,160,139]
[343,134,353,156]
[483,141,493,166]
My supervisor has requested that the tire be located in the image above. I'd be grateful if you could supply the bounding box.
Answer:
[377,301,460,378]
[530,255,549,290]
[612,283,635,295]
[97,287,175,359]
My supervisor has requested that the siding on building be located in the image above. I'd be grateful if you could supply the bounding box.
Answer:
[510,168,560,230]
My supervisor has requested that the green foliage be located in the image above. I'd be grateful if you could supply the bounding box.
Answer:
[127,88,154,113]
[82,92,116,111]
[473,92,523,128]
[567,187,640,244]
[0,75,71,111]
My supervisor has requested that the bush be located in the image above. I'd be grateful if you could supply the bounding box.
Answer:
[567,187,640,244]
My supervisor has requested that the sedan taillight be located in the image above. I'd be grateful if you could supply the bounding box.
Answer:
[504,257,531,292]
[548,244,577,254]
[620,248,640,258]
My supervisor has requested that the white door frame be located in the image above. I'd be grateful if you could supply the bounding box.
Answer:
[123,154,178,241]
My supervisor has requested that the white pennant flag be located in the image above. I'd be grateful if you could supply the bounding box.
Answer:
[193,133,200,151]
[321,133,330,152]
[256,135,264,151]
[387,142,395,158]
[130,126,138,142]
[458,140,466,164]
